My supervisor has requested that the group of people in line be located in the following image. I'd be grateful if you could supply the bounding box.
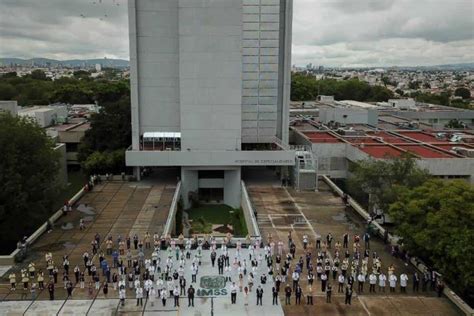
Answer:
[7,226,445,308]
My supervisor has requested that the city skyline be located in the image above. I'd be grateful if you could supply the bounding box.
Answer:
[0,0,473,67]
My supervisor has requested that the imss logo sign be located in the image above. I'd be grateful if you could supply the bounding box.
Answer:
[197,276,228,296]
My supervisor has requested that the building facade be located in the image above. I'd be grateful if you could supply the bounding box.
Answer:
[126,0,294,208]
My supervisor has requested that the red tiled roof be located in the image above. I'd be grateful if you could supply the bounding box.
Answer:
[303,132,344,143]
[358,145,404,158]
[397,131,439,142]
[397,145,455,158]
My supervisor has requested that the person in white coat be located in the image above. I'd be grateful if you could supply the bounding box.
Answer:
[389,274,398,293]
[369,273,377,293]
[400,273,408,293]
[149,287,156,307]
[160,288,168,306]
[378,273,387,292]
[119,286,126,307]
[136,286,144,306]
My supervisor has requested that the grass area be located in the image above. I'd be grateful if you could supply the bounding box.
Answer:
[186,204,248,236]
[187,204,234,223]
[52,170,87,211]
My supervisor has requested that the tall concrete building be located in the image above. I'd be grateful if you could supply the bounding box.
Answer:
[126,0,295,208]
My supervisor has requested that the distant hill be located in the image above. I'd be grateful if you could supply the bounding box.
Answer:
[0,57,129,69]
[396,62,474,71]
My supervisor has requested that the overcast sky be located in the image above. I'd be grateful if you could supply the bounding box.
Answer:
[0,0,473,67]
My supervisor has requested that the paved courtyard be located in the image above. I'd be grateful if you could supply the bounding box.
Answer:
[247,180,462,316]
[0,175,463,315]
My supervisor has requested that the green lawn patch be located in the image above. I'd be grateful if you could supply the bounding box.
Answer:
[186,205,248,236]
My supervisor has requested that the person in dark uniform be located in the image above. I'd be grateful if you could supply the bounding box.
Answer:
[413,272,420,292]
[48,281,55,300]
[256,285,263,305]
[211,251,216,267]
[345,285,352,305]
[295,285,302,305]
[326,283,332,303]
[218,257,224,275]
[272,286,279,305]
[180,276,186,296]
[285,284,292,305]
[188,285,195,307]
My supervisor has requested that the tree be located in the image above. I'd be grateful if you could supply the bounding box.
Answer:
[2,72,17,78]
[347,155,430,212]
[78,95,131,175]
[82,149,125,175]
[408,80,420,90]
[0,113,60,251]
[381,76,390,87]
[73,70,91,80]
[0,83,16,100]
[388,180,474,304]
[290,73,393,102]
[454,87,471,100]
[30,69,48,80]
[445,119,465,129]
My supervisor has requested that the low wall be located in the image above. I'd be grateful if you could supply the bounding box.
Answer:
[0,187,86,266]
[241,181,260,237]
[163,182,181,237]
[322,175,473,316]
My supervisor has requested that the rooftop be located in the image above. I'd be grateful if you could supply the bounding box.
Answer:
[302,131,344,143]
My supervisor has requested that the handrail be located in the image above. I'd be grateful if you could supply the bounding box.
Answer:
[163,181,181,236]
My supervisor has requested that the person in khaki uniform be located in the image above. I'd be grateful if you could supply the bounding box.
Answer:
[306,284,314,305]
[9,272,16,290]
[21,269,29,290]
[28,262,36,278]
[37,270,45,290]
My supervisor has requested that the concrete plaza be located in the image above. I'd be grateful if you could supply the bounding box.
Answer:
[0,176,463,315]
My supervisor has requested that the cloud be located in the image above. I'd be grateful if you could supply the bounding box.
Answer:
[0,0,473,67]
[0,0,129,60]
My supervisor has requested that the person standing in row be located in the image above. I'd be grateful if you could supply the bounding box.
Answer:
[9,272,16,291]
[119,286,126,307]
[188,285,195,307]
[306,284,314,305]
[136,286,143,306]
[256,285,263,306]
[413,272,420,292]
[48,281,55,301]
[379,272,387,292]
[173,286,180,307]
[400,273,408,293]
[160,288,168,306]
[295,285,302,305]
[389,274,398,293]
[369,273,377,293]
[326,283,332,303]
[230,282,237,304]
[345,285,352,305]
[285,284,292,305]
[272,286,279,305]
